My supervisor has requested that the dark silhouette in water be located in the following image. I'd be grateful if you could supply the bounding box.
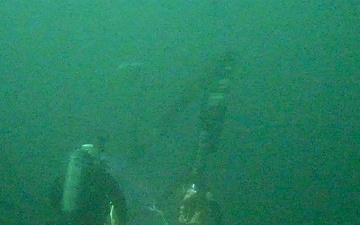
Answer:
[162,51,236,225]
[160,50,237,133]
[49,144,127,225]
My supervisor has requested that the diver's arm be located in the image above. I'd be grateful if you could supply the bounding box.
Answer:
[48,176,64,211]
[104,174,128,225]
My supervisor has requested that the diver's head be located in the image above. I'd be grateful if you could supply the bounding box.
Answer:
[221,50,237,68]
[96,130,110,154]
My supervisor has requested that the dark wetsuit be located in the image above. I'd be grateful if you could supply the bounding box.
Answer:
[50,159,127,225]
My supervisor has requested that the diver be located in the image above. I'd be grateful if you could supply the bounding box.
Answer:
[177,52,235,225]
[49,142,127,225]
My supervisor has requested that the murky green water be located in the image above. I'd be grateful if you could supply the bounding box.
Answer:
[0,1,359,224]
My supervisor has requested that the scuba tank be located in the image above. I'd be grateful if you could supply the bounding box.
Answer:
[56,139,127,225]
[61,144,100,217]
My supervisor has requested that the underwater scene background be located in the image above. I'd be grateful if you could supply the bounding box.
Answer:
[0,0,359,224]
